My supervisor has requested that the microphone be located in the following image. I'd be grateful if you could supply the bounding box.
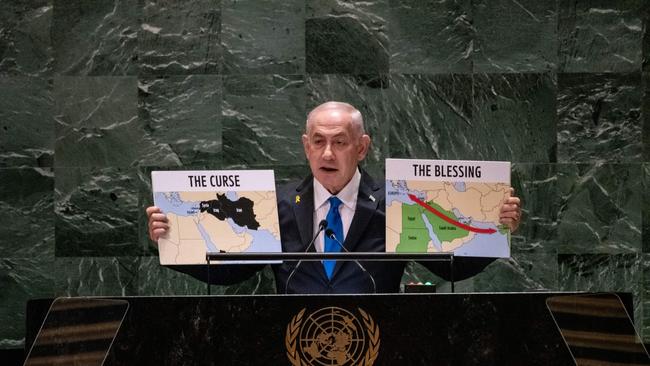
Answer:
[324,229,377,293]
[284,220,328,294]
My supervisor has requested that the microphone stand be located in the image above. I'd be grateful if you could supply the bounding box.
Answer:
[325,229,377,293]
[284,220,328,294]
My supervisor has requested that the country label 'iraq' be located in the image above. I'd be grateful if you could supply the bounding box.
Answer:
[199,194,261,230]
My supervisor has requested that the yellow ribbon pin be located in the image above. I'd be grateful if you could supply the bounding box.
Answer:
[295,195,301,204]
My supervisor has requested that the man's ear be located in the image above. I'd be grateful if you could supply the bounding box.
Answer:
[357,134,371,161]
[302,134,309,157]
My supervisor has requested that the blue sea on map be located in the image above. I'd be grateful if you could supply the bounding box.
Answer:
[155,192,198,214]
[386,180,424,206]
[420,212,443,251]
[455,233,509,257]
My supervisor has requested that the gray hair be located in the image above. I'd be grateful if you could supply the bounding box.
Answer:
[306,101,365,136]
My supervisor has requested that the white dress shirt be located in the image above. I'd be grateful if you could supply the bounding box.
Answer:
[312,168,361,252]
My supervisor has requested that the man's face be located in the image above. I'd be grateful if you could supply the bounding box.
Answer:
[302,108,370,194]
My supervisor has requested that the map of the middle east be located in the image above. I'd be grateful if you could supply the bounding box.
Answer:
[385,159,511,258]
[152,170,282,265]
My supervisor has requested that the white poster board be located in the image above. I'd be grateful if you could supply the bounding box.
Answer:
[152,170,281,265]
[385,159,511,258]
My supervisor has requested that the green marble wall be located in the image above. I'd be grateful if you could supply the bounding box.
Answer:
[0,0,648,349]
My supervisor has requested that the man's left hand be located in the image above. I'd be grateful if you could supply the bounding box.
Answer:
[500,187,522,233]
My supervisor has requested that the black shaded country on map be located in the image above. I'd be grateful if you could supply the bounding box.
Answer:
[199,193,261,230]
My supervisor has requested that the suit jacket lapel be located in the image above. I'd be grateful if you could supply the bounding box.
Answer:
[292,175,315,250]
[291,174,329,280]
[332,170,381,278]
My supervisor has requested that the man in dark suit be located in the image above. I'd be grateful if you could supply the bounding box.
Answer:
[146,101,522,294]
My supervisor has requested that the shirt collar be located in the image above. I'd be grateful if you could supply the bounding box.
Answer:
[313,168,361,211]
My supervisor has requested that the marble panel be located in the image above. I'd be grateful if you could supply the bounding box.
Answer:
[387,74,473,160]
[485,76,562,159]
[139,0,221,75]
[361,163,385,185]
[52,0,138,75]
[138,263,276,296]
[137,257,211,296]
[557,163,642,254]
[54,76,159,167]
[472,73,557,162]
[641,2,650,71]
[222,74,305,168]
[138,75,222,167]
[473,253,558,292]
[55,167,139,256]
[558,0,643,73]
[220,265,276,295]
[306,0,388,74]
[510,163,558,254]
[306,74,389,167]
[0,257,54,349]
[0,77,54,167]
[0,168,54,258]
[641,72,650,162]
[473,0,557,73]
[641,163,650,253]
[54,257,140,296]
[222,0,304,74]
[558,73,642,163]
[388,0,472,74]
[267,164,311,186]
[0,0,52,76]
[643,254,650,341]
[558,253,643,337]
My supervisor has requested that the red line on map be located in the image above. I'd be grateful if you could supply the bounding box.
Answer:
[407,194,497,234]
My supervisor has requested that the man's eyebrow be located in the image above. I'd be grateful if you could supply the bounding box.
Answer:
[311,131,348,139]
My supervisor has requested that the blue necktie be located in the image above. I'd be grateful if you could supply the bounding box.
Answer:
[324,196,343,279]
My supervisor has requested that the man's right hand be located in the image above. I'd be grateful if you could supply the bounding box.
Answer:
[146,206,169,242]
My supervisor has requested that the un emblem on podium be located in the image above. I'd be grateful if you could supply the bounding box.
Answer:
[286,307,380,366]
